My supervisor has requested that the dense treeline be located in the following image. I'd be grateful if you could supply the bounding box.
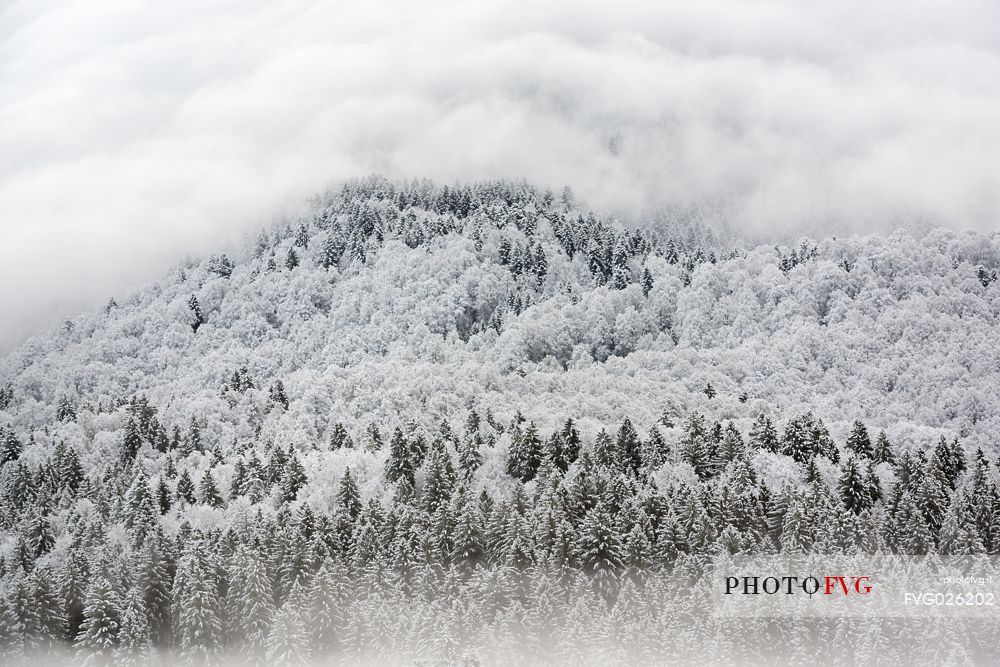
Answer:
[1,401,999,664]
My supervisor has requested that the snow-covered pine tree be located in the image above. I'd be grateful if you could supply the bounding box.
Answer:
[749,413,779,453]
[615,417,642,474]
[838,457,873,514]
[172,541,223,662]
[280,452,307,502]
[227,545,275,660]
[385,427,415,486]
[506,421,542,483]
[593,429,618,470]
[845,420,873,459]
[872,431,895,465]
[336,468,362,522]
[575,501,625,601]
[199,469,224,507]
[679,413,711,478]
[75,568,122,664]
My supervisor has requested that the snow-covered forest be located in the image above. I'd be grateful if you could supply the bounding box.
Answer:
[1,177,1000,665]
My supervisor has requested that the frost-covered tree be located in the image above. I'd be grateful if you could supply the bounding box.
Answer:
[199,470,223,507]
[872,431,895,465]
[227,545,274,659]
[615,417,642,474]
[385,427,415,486]
[680,413,711,478]
[749,414,779,453]
[76,569,121,662]
[172,541,223,662]
[336,468,362,521]
[839,458,874,514]
[845,421,873,459]
[506,422,542,483]
[280,452,307,502]
[175,470,197,505]
[576,502,625,600]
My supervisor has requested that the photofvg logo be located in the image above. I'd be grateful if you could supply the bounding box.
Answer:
[710,555,1000,618]
[724,574,872,597]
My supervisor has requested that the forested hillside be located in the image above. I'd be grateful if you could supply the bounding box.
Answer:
[1,177,999,665]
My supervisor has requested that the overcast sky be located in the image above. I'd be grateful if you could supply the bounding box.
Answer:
[1,0,999,350]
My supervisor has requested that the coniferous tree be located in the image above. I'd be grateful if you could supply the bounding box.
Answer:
[294,224,310,248]
[117,588,151,664]
[8,569,40,652]
[592,428,617,469]
[227,545,275,660]
[175,470,197,505]
[931,436,965,491]
[173,541,223,662]
[58,445,84,494]
[187,295,204,333]
[938,501,987,556]
[31,565,66,649]
[845,420,873,459]
[533,243,548,286]
[458,436,482,480]
[641,266,654,297]
[560,418,581,468]
[385,427,415,486]
[872,431,895,465]
[336,468,362,522]
[156,476,171,514]
[0,383,14,410]
[679,413,711,478]
[133,532,171,647]
[782,414,812,463]
[199,470,224,507]
[641,426,669,469]
[306,561,342,655]
[623,510,655,570]
[76,569,121,663]
[616,417,642,474]
[266,579,311,666]
[280,453,307,502]
[56,395,77,422]
[422,440,457,513]
[185,417,202,455]
[839,458,874,514]
[269,381,290,411]
[450,488,485,572]
[895,493,934,554]
[917,467,949,535]
[169,426,183,453]
[506,422,543,483]
[717,424,745,465]
[244,455,267,503]
[26,509,55,558]
[779,496,812,554]
[230,460,247,500]
[1,428,23,466]
[320,234,342,270]
[781,412,837,463]
[610,239,630,290]
[61,551,89,641]
[543,432,565,473]
[575,502,625,601]
[268,446,288,484]
[749,414,779,453]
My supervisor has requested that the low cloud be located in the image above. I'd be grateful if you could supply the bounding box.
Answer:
[1,0,999,348]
